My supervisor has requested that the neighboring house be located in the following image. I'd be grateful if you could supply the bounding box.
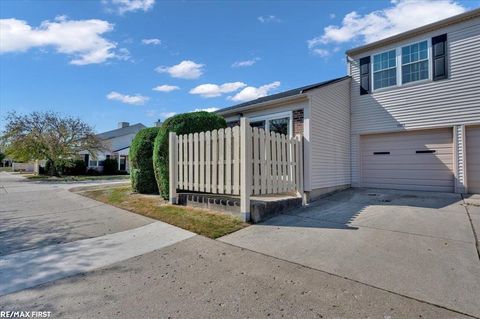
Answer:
[217,8,480,198]
[80,122,146,172]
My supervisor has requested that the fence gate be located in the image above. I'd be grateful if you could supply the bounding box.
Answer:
[169,118,304,221]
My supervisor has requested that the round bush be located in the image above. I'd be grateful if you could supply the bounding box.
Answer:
[153,111,226,199]
[103,158,118,175]
[129,127,160,194]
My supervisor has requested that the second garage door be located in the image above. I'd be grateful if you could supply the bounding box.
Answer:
[466,126,480,194]
[361,128,454,192]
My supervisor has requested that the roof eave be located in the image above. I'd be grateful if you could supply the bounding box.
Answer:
[217,93,309,117]
[346,8,480,57]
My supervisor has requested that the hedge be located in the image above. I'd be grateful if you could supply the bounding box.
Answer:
[153,111,226,199]
[129,127,160,194]
[103,158,118,175]
[45,159,86,176]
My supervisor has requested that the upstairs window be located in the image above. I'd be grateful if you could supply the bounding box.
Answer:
[373,49,397,90]
[402,40,429,84]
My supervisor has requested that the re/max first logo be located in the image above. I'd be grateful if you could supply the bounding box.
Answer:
[0,311,51,318]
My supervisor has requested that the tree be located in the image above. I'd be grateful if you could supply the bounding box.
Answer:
[1,111,103,175]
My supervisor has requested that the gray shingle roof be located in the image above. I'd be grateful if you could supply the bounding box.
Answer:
[96,123,146,140]
[217,76,350,115]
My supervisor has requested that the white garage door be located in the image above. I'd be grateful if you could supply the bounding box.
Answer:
[466,126,480,194]
[361,128,454,192]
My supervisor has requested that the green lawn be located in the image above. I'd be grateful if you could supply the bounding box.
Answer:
[25,174,130,181]
[75,185,248,239]
[0,167,12,172]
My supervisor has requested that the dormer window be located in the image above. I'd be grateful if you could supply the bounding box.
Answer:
[373,49,397,90]
[401,40,429,84]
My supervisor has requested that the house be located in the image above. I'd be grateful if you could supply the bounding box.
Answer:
[218,76,351,202]
[217,8,480,199]
[80,122,146,172]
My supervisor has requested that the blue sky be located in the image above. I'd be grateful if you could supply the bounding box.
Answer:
[1,0,478,133]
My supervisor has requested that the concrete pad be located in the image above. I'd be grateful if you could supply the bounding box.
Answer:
[0,222,195,296]
[0,236,470,319]
[294,199,474,243]
[220,189,480,317]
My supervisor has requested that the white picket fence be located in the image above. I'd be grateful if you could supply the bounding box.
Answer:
[169,118,304,220]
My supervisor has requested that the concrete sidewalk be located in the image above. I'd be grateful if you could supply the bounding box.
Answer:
[0,172,151,256]
[0,222,194,296]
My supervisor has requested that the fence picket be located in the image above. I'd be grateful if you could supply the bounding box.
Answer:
[212,130,218,193]
[265,131,272,194]
[205,131,211,193]
[188,134,193,190]
[178,135,183,189]
[218,128,225,194]
[252,127,259,195]
[225,127,232,194]
[259,129,267,194]
[233,126,240,195]
[199,132,205,192]
[281,134,288,193]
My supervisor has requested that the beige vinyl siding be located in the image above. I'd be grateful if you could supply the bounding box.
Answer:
[350,18,480,186]
[360,129,454,192]
[308,78,351,190]
[466,126,480,193]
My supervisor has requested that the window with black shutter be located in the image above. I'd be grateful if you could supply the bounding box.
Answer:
[360,56,371,95]
[432,34,447,81]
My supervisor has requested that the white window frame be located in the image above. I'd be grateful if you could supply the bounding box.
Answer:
[371,38,432,92]
[372,48,398,91]
[248,110,293,137]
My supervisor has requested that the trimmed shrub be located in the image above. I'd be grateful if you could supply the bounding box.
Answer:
[45,158,86,176]
[129,127,160,194]
[153,111,226,199]
[103,158,118,175]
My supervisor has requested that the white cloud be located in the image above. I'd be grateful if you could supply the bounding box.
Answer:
[142,38,161,45]
[308,0,466,56]
[106,91,149,105]
[145,110,176,118]
[153,84,179,92]
[193,107,219,112]
[155,60,204,79]
[0,17,124,65]
[105,0,155,14]
[160,111,176,119]
[329,13,336,19]
[312,48,330,57]
[229,81,281,102]
[189,82,246,98]
[231,57,260,68]
[258,15,281,23]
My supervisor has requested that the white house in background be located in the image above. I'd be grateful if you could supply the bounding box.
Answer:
[80,122,146,172]
[217,8,480,199]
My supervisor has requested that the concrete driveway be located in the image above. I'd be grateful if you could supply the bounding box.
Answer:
[220,188,480,317]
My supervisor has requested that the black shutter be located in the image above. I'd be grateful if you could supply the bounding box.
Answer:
[359,56,371,95]
[432,34,447,81]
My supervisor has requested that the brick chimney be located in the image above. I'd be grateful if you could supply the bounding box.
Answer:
[118,122,129,128]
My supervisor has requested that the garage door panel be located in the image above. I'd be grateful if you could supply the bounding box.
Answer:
[361,128,454,192]
[362,141,452,151]
[363,163,453,171]
[467,126,480,194]
[361,182,453,193]
[363,169,453,180]
[363,155,453,165]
